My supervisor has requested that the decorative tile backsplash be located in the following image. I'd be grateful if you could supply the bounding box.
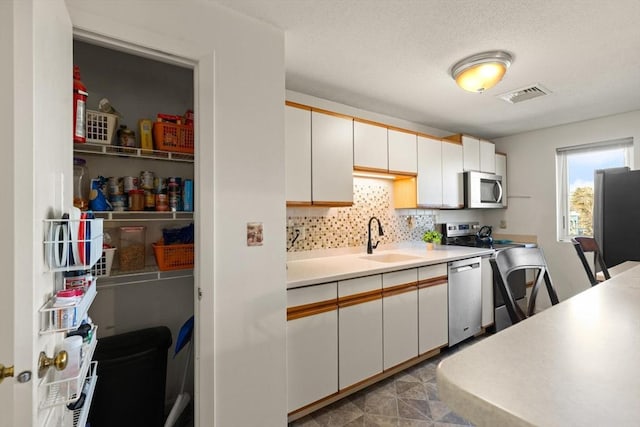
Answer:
[286,178,436,252]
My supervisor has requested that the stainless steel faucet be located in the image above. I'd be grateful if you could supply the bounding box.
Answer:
[367,216,384,254]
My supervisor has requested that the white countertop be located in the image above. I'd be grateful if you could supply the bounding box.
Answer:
[436,263,640,427]
[287,246,494,288]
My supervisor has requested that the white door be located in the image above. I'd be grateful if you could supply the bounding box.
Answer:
[1,0,73,425]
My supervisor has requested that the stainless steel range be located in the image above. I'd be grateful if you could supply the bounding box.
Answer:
[441,221,527,333]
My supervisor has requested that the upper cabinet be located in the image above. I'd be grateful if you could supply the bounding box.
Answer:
[312,111,353,206]
[353,119,388,172]
[416,135,443,208]
[353,120,417,176]
[285,104,312,204]
[285,103,354,206]
[480,140,496,173]
[441,140,464,208]
[388,129,417,175]
[449,134,496,173]
[395,137,463,209]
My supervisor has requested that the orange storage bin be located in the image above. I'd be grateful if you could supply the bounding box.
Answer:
[152,242,194,271]
[152,122,194,154]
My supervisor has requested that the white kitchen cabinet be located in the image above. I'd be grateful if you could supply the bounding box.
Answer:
[353,119,388,172]
[495,152,508,207]
[287,283,338,412]
[480,139,496,173]
[312,111,354,205]
[442,141,464,208]
[481,256,494,327]
[459,134,496,173]
[338,275,383,389]
[382,269,418,370]
[388,129,417,174]
[416,135,443,207]
[418,263,448,354]
[462,134,480,172]
[285,104,312,204]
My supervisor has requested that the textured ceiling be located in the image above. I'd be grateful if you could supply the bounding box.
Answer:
[210,0,640,139]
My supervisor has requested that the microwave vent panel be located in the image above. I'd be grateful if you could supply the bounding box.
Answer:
[497,84,551,104]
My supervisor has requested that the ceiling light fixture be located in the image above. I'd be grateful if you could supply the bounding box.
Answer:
[451,51,513,93]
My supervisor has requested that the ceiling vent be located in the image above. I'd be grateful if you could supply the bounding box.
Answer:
[497,84,551,104]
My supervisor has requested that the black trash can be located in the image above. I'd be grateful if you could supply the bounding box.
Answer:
[88,326,172,427]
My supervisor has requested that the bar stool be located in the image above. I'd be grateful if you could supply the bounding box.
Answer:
[490,247,560,325]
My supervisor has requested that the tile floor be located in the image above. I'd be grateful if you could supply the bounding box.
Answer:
[289,337,482,427]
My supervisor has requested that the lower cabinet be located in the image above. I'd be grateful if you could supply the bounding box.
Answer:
[382,269,419,370]
[287,283,338,412]
[418,264,448,354]
[286,262,454,415]
[338,275,383,389]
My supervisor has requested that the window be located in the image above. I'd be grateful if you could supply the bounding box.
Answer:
[556,138,633,240]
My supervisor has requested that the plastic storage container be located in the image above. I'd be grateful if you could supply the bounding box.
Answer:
[118,226,146,271]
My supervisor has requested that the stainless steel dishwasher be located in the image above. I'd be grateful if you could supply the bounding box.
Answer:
[448,257,482,346]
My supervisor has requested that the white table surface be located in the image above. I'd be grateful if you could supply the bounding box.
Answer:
[595,259,640,282]
[437,263,640,427]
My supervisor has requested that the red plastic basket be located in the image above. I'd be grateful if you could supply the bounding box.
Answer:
[152,243,194,271]
[152,122,194,154]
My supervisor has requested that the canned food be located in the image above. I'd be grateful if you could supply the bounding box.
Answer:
[109,194,127,211]
[128,189,144,211]
[107,177,123,196]
[144,190,156,210]
[117,126,136,147]
[123,176,138,193]
[155,193,169,211]
[140,171,154,190]
[153,177,166,194]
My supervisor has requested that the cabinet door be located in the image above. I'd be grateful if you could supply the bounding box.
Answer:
[388,129,417,174]
[382,269,418,370]
[442,142,464,208]
[416,135,443,207]
[338,275,383,389]
[418,264,448,354]
[312,111,353,205]
[462,135,480,171]
[481,256,494,327]
[480,140,496,173]
[287,283,338,412]
[353,120,388,172]
[495,153,508,207]
[285,105,312,204]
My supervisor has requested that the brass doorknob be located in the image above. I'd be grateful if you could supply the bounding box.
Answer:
[0,364,14,384]
[38,350,68,379]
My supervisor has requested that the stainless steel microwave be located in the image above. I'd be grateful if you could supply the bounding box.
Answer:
[464,171,504,208]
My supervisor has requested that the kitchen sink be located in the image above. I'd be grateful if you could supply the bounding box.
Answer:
[361,253,422,263]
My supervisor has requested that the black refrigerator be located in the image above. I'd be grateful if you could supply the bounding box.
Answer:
[593,167,640,267]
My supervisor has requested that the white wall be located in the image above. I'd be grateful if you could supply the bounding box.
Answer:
[485,110,640,303]
[66,1,287,426]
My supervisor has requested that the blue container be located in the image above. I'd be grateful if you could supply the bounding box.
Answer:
[182,179,193,212]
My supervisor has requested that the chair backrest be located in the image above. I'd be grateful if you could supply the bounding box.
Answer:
[571,237,610,286]
[489,247,560,325]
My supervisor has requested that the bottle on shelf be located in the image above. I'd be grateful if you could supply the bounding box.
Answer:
[73,157,89,211]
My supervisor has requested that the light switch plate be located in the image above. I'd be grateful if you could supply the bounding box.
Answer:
[247,222,263,246]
